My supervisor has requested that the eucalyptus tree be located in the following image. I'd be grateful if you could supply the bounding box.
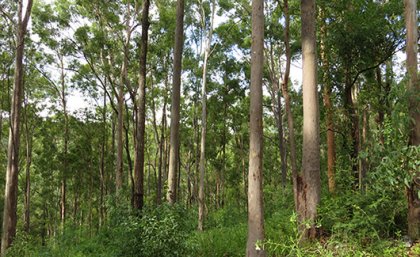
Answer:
[167,0,185,204]
[404,0,420,240]
[198,0,216,231]
[1,0,33,255]
[246,0,266,255]
[300,0,320,239]
[133,0,150,211]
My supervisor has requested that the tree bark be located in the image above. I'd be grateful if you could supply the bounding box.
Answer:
[404,0,420,241]
[301,0,320,240]
[133,0,150,211]
[246,0,266,256]
[1,0,33,255]
[167,0,185,204]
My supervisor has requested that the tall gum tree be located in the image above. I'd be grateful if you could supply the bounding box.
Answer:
[134,0,150,211]
[404,0,420,240]
[1,0,33,255]
[246,0,266,255]
[167,0,185,204]
[198,0,216,232]
[301,0,320,239]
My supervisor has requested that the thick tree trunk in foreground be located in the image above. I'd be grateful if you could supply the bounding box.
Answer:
[167,0,185,204]
[404,0,420,240]
[134,0,150,211]
[246,0,266,256]
[1,0,33,255]
[300,0,320,240]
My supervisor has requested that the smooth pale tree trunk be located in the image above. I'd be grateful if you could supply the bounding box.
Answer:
[1,0,33,255]
[167,0,185,204]
[198,0,216,232]
[134,0,150,211]
[301,0,320,240]
[404,0,420,240]
[319,7,336,194]
[246,0,266,256]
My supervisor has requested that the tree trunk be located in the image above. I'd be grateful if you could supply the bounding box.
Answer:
[282,0,300,216]
[167,0,185,204]
[99,89,107,226]
[198,0,216,232]
[157,90,167,205]
[59,54,68,229]
[301,0,320,240]
[344,72,360,186]
[246,0,266,256]
[359,107,368,191]
[133,0,150,211]
[1,1,33,255]
[116,76,124,192]
[319,7,336,194]
[404,0,420,241]
[23,96,32,233]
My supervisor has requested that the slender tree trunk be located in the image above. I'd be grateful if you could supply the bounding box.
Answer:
[282,0,300,215]
[375,67,385,145]
[1,1,33,255]
[301,0,320,240]
[344,72,360,186]
[167,0,185,204]
[404,0,420,240]
[319,7,336,194]
[359,107,368,191]
[157,91,167,204]
[246,0,266,255]
[198,0,216,232]
[23,97,32,233]
[117,3,132,193]
[266,50,287,189]
[59,54,68,229]
[116,78,124,192]
[99,89,106,226]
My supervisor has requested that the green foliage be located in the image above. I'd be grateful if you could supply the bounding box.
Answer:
[8,203,192,257]
[107,203,191,257]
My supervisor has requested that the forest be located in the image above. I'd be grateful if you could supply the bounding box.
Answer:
[0,0,419,256]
